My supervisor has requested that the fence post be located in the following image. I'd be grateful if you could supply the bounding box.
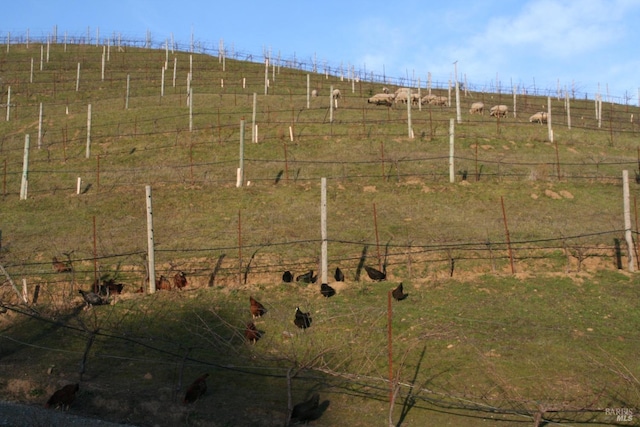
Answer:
[252,93,257,143]
[20,135,29,200]
[145,185,157,293]
[5,86,10,121]
[37,103,43,149]
[237,118,245,187]
[321,177,328,285]
[622,170,635,272]
[547,96,553,143]
[86,104,92,158]
[449,119,455,183]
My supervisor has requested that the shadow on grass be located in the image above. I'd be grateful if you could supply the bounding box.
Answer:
[396,345,426,427]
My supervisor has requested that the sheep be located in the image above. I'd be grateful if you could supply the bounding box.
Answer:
[529,111,548,124]
[429,95,448,107]
[395,91,410,104]
[469,102,484,115]
[382,87,389,94]
[331,89,341,99]
[421,94,437,105]
[368,93,395,106]
[311,89,318,97]
[489,104,508,118]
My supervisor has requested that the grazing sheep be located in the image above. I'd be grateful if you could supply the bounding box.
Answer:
[394,91,409,104]
[421,94,437,105]
[489,104,508,118]
[469,102,484,115]
[529,111,548,124]
[332,89,341,99]
[429,95,448,107]
[311,89,318,97]
[368,93,395,106]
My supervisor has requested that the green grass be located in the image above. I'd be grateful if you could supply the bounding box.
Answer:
[1,42,640,426]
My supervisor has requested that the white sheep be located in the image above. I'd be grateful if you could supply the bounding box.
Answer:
[382,87,389,94]
[421,94,437,105]
[311,89,318,97]
[395,91,410,104]
[368,93,395,106]
[469,102,484,115]
[429,95,448,107]
[489,104,508,118]
[332,89,341,99]
[529,111,548,123]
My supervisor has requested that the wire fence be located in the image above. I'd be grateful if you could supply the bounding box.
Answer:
[3,29,639,104]
[1,30,639,286]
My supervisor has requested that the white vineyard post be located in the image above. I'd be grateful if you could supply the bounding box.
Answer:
[449,119,455,183]
[5,86,9,121]
[237,119,245,187]
[20,134,29,200]
[145,185,157,293]
[189,87,193,132]
[125,74,130,110]
[101,46,105,81]
[37,103,43,149]
[407,87,412,138]
[566,91,571,129]
[252,93,257,143]
[320,177,328,286]
[547,97,553,143]
[622,170,635,272]
[172,57,177,88]
[161,67,165,97]
[86,104,92,158]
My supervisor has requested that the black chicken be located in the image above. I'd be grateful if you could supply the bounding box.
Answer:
[392,282,408,301]
[294,307,312,329]
[291,393,320,423]
[320,283,336,298]
[364,265,386,281]
[296,270,315,284]
[78,289,106,307]
[282,270,294,283]
[334,267,345,282]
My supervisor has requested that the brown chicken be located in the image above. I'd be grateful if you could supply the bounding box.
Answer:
[249,296,267,318]
[156,275,172,291]
[244,321,262,344]
[52,256,72,273]
[173,271,188,289]
[45,383,79,410]
[183,373,209,404]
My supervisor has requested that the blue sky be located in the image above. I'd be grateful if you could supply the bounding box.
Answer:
[4,0,640,101]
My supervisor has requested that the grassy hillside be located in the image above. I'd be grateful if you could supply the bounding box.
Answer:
[0,42,639,426]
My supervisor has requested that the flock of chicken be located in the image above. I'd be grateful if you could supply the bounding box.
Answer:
[51,256,408,422]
